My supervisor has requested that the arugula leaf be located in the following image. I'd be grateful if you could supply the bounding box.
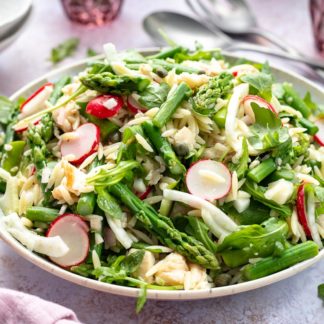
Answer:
[120,250,145,274]
[217,217,289,267]
[96,187,123,219]
[248,104,289,152]
[71,263,94,277]
[138,83,170,109]
[0,96,15,124]
[87,48,98,57]
[136,285,147,313]
[222,199,271,225]
[50,38,79,64]
[243,180,292,216]
[241,72,272,101]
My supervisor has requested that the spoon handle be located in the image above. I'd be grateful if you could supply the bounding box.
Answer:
[248,27,301,57]
[228,43,324,70]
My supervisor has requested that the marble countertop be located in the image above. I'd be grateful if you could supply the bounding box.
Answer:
[0,0,324,323]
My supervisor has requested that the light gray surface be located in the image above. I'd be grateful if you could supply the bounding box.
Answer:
[0,0,324,323]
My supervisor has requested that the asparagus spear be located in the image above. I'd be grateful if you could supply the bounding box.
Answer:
[49,76,71,105]
[80,72,150,94]
[142,121,186,175]
[127,61,201,74]
[242,241,318,280]
[247,158,276,183]
[153,82,192,128]
[25,206,59,222]
[282,83,311,118]
[109,182,219,270]
[77,192,96,216]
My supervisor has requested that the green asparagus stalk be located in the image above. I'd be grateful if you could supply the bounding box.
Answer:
[299,118,319,135]
[213,107,227,128]
[146,46,184,60]
[126,61,201,74]
[25,206,59,222]
[49,76,71,105]
[283,83,311,118]
[153,82,192,128]
[142,121,186,175]
[247,158,276,183]
[109,182,219,270]
[242,241,318,280]
[77,192,96,216]
[80,72,150,94]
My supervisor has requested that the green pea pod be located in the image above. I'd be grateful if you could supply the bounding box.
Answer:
[1,141,25,175]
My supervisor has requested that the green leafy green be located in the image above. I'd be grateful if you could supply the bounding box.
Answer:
[243,180,292,216]
[138,83,170,109]
[87,48,98,57]
[222,199,271,225]
[241,72,272,101]
[217,218,289,267]
[303,91,317,111]
[136,285,147,313]
[50,38,80,64]
[248,104,289,152]
[192,72,233,116]
[87,160,140,186]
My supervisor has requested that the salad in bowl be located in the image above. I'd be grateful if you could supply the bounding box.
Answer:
[0,43,323,311]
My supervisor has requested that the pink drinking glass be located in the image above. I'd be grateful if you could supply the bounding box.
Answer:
[310,0,324,54]
[61,0,123,26]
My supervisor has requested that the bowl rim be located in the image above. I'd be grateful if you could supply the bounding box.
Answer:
[2,49,324,300]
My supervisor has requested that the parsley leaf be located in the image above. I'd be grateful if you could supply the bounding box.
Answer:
[50,38,80,64]
[248,103,289,151]
[241,72,273,101]
[87,48,98,57]
[138,82,170,109]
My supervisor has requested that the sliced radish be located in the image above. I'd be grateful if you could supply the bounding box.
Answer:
[20,82,54,118]
[137,186,152,200]
[186,159,232,201]
[13,117,41,133]
[47,214,90,268]
[314,118,324,146]
[126,94,147,114]
[86,94,123,119]
[296,184,311,237]
[242,95,277,122]
[60,123,100,165]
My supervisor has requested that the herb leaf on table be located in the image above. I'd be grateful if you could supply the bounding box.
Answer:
[50,38,80,64]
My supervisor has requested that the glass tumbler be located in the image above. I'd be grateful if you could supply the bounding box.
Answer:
[61,0,123,26]
[310,0,324,54]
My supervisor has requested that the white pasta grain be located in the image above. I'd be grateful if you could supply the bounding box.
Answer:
[135,133,154,152]
[78,152,97,170]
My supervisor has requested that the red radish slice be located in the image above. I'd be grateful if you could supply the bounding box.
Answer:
[47,214,90,268]
[60,123,100,165]
[242,95,277,116]
[186,159,232,201]
[86,94,123,119]
[14,117,42,133]
[314,119,324,146]
[126,94,147,114]
[20,82,54,117]
[232,71,238,77]
[137,186,152,200]
[296,184,311,237]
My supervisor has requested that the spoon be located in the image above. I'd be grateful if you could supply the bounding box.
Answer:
[187,0,301,56]
[143,12,324,70]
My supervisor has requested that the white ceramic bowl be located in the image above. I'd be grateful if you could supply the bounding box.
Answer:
[1,50,323,300]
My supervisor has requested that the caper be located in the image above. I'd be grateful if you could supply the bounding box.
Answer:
[174,143,189,157]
